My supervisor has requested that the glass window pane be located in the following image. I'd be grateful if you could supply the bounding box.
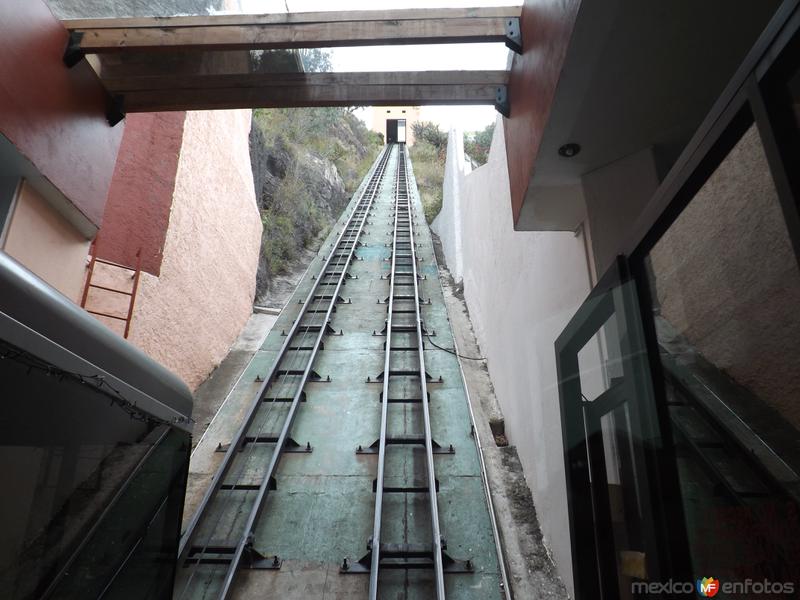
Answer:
[646,121,800,581]
[567,291,657,594]
[0,340,188,599]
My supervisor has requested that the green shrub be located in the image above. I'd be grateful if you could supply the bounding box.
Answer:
[412,121,447,155]
[410,139,445,224]
[463,122,495,167]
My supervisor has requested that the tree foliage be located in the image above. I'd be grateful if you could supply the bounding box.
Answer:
[411,121,447,159]
[299,48,332,73]
[409,122,447,224]
[463,122,495,167]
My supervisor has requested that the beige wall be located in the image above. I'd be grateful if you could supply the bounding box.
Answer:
[2,180,90,302]
[369,106,421,145]
[125,109,262,390]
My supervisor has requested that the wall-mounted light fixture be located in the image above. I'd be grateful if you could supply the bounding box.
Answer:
[558,143,581,158]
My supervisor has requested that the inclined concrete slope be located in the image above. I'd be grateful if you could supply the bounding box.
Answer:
[432,118,594,596]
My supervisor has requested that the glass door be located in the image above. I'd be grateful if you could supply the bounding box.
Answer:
[556,257,683,600]
[557,12,800,599]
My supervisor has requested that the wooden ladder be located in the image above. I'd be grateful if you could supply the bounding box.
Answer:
[80,242,142,339]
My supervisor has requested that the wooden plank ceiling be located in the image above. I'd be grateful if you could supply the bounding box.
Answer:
[62,6,521,120]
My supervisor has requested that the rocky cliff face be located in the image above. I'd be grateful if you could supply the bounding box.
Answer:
[250,131,347,218]
[249,108,381,303]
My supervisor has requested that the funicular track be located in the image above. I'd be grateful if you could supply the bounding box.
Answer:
[341,146,472,598]
[175,143,499,600]
[174,145,393,600]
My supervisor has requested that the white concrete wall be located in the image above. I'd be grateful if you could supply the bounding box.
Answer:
[582,146,661,275]
[434,129,467,280]
[432,118,594,595]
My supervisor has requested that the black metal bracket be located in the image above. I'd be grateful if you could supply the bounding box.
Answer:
[244,547,283,570]
[380,391,431,404]
[62,32,126,126]
[324,322,342,336]
[356,435,454,455]
[63,31,85,68]
[307,295,350,304]
[378,295,431,304]
[184,543,282,570]
[369,368,437,382]
[273,368,329,381]
[495,86,510,118]
[216,436,313,454]
[373,479,440,493]
[340,543,474,574]
[376,320,431,336]
[505,17,523,54]
[262,391,307,402]
[107,95,126,127]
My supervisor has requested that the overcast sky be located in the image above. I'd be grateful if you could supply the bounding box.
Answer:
[234,0,519,132]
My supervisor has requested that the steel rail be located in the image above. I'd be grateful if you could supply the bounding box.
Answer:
[368,146,446,599]
[176,145,392,580]
[369,148,402,597]
[423,159,513,600]
[216,145,392,599]
[176,154,390,600]
[404,146,447,599]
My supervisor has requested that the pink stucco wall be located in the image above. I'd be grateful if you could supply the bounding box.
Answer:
[98,112,186,276]
[127,109,262,390]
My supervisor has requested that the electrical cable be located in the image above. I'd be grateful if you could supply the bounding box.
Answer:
[424,333,485,361]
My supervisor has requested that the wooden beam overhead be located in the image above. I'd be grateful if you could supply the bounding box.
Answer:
[103,70,509,94]
[122,86,501,112]
[63,6,521,30]
[114,72,507,112]
[68,7,521,53]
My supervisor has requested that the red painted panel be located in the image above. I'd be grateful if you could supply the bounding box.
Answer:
[0,0,123,227]
[98,112,186,276]
[504,0,581,225]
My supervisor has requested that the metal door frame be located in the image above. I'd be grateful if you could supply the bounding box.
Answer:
[556,2,800,597]
[556,257,675,599]
[386,119,399,144]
